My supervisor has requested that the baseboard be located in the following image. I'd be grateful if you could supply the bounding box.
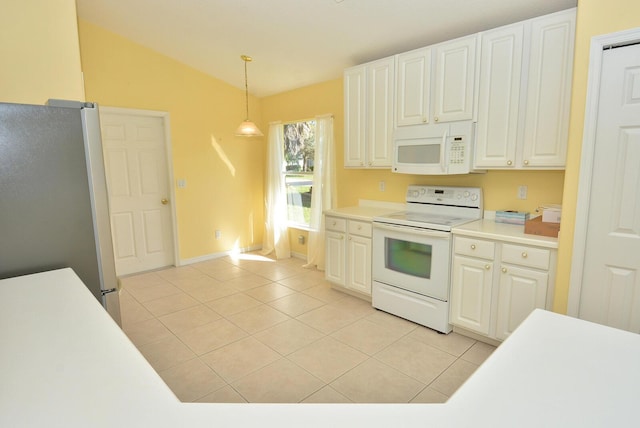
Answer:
[178,245,262,266]
[452,326,502,347]
[291,251,307,261]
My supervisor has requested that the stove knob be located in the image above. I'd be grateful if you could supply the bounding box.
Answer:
[463,191,470,198]
[411,190,419,198]
[420,188,426,195]
[471,194,478,201]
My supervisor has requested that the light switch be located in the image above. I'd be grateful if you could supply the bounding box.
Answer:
[177,179,187,188]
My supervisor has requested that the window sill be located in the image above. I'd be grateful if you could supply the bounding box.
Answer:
[287,223,312,232]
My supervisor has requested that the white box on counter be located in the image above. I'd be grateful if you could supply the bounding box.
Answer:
[541,205,561,223]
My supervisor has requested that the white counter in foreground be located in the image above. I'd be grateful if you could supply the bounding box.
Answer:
[1,269,639,427]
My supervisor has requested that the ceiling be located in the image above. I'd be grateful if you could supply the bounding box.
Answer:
[76,0,577,98]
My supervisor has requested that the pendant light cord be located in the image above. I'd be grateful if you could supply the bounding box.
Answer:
[242,55,251,120]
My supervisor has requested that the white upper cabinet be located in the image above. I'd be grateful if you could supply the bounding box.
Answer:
[395,35,477,128]
[474,8,576,169]
[433,35,477,123]
[521,10,576,168]
[344,57,395,168]
[344,65,367,167]
[395,47,431,126]
[345,7,576,171]
[474,23,524,168]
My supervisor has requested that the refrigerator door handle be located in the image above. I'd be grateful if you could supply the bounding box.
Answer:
[101,288,117,296]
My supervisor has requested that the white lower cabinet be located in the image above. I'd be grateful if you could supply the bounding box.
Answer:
[495,264,548,340]
[325,215,372,297]
[451,254,494,336]
[450,234,556,341]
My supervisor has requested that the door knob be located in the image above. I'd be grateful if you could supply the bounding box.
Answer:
[161,198,169,205]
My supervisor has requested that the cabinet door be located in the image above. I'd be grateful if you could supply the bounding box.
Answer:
[395,47,431,126]
[367,57,395,167]
[475,24,524,168]
[325,231,346,286]
[495,264,548,340]
[433,35,477,123]
[450,256,494,335]
[347,235,372,295]
[521,10,575,168]
[344,65,367,167]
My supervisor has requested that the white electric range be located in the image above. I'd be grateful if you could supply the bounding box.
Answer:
[372,185,483,333]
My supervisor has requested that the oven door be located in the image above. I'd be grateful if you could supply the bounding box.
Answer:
[372,222,452,301]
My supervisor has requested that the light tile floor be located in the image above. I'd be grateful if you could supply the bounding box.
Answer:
[118,252,496,403]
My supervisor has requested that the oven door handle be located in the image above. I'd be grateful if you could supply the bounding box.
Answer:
[373,223,451,239]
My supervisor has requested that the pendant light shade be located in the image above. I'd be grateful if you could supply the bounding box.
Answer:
[235,55,263,137]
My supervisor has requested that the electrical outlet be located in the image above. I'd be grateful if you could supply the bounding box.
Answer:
[379,181,386,192]
[518,185,528,200]
[215,230,221,239]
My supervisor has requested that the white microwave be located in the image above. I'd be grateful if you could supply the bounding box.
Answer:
[392,122,483,175]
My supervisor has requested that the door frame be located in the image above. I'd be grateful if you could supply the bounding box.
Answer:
[567,27,640,316]
[99,106,180,270]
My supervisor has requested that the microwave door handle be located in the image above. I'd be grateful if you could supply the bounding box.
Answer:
[374,223,451,239]
[441,130,448,173]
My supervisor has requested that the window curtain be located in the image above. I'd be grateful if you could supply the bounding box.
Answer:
[303,115,336,270]
[261,122,291,259]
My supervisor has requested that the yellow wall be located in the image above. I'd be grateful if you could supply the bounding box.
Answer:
[0,0,84,104]
[554,0,640,312]
[78,20,265,260]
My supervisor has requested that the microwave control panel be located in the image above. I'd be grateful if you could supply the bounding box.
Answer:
[447,136,470,174]
[449,137,466,165]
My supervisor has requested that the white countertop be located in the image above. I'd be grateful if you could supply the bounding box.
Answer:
[453,219,559,248]
[2,269,639,427]
[324,200,404,221]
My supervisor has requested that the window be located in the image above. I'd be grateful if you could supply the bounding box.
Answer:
[283,120,315,228]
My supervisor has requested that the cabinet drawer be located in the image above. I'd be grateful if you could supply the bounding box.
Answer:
[501,244,550,270]
[326,217,347,232]
[454,236,495,260]
[348,220,372,237]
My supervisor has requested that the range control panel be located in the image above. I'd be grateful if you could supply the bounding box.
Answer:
[406,185,482,209]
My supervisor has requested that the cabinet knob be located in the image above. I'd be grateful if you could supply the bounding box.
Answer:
[470,244,476,250]
[485,265,491,270]
[332,221,337,226]
[502,267,507,273]
[434,116,439,122]
[422,117,427,123]
[523,160,529,165]
[522,252,528,258]
[357,225,362,230]
[360,161,364,166]
[507,160,513,166]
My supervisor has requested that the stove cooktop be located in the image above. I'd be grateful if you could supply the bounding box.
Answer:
[374,211,476,231]
[373,185,484,231]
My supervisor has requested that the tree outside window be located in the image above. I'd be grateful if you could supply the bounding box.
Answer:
[283,120,315,227]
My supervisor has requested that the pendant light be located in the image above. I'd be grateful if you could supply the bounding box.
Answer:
[235,55,263,137]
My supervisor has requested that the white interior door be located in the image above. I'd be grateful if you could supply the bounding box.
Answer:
[100,109,176,276]
[573,42,640,333]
